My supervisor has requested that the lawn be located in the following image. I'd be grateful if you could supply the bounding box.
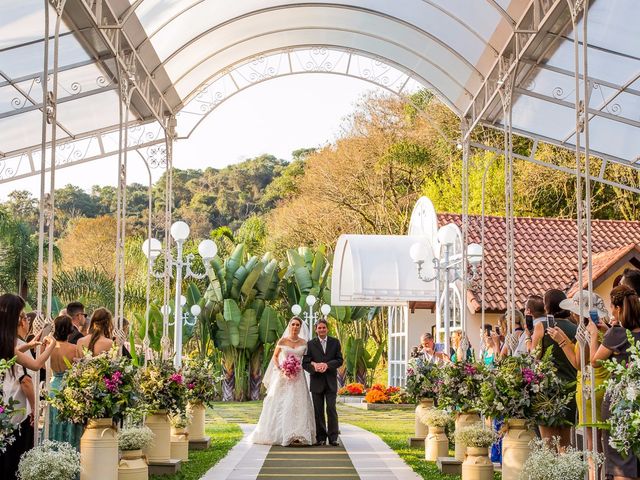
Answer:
[211,401,501,480]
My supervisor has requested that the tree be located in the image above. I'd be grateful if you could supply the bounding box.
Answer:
[57,216,118,277]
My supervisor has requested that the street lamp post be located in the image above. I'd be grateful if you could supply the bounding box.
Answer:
[291,295,332,336]
[409,225,482,356]
[143,221,217,367]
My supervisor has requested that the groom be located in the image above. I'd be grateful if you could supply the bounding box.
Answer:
[303,319,343,446]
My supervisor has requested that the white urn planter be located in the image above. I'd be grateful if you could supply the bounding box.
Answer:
[502,419,535,480]
[462,446,494,480]
[144,411,171,463]
[186,402,207,441]
[81,418,118,480]
[118,449,148,480]
[455,412,481,461]
[170,427,189,462]
[414,398,434,438]
[425,426,449,461]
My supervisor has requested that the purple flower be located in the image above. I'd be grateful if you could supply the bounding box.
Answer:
[0,406,4,414]
[463,364,477,375]
[187,383,195,390]
[170,373,183,384]
[104,370,124,393]
[522,368,538,384]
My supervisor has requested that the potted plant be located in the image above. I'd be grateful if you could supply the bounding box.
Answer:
[0,357,20,452]
[406,358,441,440]
[169,413,190,462]
[118,426,154,480]
[420,408,450,461]
[183,357,218,443]
[455,425,496,480]
[17,440,80,480]
[337,383,365,403]
[479,350,571,480]
[520,438,603,480]
[49,349,139,480]
[438,361,486,461]
[137,361,187,463]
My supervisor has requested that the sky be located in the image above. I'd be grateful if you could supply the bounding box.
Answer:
[0,75,384,199]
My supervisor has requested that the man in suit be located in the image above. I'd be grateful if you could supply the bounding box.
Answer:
[66,301,87,344]
[302,319,343,446]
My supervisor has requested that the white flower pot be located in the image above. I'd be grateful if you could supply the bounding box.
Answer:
[170,427,189,462]
[455,412,481,461]
[144,411,171,463]
[502,419,535,480]
[81,418,118,480]
[425,426,449,461]
[186,402,207,441]
[415,398,434,438]
[118,449,148,480]
[462,446,494,480]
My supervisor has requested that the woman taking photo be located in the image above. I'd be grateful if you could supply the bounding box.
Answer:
[76,307,113,356]
[0,293,56,479]
[589,285,640,480]
[48,314,82,449]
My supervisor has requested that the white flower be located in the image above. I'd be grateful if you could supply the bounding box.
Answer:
[626,386,638,402]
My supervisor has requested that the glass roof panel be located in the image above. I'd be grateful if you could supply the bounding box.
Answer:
[578,0,640,59]
[584,116,640,162]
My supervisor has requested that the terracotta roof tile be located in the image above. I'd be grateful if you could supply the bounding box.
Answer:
[437,214,640,312]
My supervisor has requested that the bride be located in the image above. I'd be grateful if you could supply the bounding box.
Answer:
[249,316,316,446]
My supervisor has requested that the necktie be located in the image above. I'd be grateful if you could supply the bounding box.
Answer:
[321,339,327,354]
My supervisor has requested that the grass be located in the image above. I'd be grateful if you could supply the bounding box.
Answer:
[149,409,243,480]
[212,401,501,480]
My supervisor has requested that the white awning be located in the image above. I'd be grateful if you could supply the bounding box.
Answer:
[331,234,436,306]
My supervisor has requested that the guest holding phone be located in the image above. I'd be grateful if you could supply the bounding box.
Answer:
[48,314,83,449]
[589,285,640,480]
[531,289,577,451]
[0,294,57,480]
[548,291,609,480]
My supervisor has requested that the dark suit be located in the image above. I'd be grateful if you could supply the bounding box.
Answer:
[302,336,343,443]
[68,326,84,345]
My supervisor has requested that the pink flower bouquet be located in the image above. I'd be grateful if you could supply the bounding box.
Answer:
[281,354,302,380]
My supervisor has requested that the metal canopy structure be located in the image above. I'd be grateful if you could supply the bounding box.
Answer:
[2,0,639,181]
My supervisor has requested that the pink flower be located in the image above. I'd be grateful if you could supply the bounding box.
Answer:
[170,373,183,384]
[0,406,4,414]
[522,368,539,384]
[187,383,195,390]
[463,364,477,375]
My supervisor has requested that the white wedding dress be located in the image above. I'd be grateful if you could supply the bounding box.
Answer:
[249,344,316,446]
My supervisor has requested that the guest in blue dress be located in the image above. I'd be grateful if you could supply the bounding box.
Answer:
[48,315,83,449]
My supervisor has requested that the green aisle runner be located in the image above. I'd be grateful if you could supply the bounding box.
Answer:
[257,444,360,479]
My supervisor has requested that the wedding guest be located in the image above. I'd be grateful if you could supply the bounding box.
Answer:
[449,331,473,362]
[66,301,87,344]
[48,314,83,449]
[548,290,609,480]
[495,311,529,358]
[531,289,577,450]
[0,294,56,480]
[76,307,113,357]
[418,332,445,363]
[589,285,640,480]
[620,267,640,295]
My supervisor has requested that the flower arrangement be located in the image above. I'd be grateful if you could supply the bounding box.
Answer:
[520,438,603,480]
[338,383,365,396]
[365,389,388,404]
[0,357,20,452]
[280,354,302,380]
[420,408,450,428]
[183,357,220,407]
[118,426,155,451]
[601,330,640,457]
[455,424,496,448]
[136,360,187,416]
[405,357,441,402]
[17,440,80,480]
[49,349,138,424]
[438,361,486,413]
[479,349,571,425]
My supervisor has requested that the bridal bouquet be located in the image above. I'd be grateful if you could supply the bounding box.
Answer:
[281,354,301,380]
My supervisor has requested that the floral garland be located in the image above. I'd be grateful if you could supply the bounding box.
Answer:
[49,349,139,424]
[437,361,486,413]
[0,357,20,452]
[183,357,220,407]
[479,349,571,425]
[405,357,441,402]
[601,330,640,457]
[137,360,187,416]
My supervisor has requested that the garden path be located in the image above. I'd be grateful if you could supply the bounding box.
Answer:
[201,422,421,480]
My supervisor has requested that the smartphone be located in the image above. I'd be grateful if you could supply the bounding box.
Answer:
[547,314,556,328]
[589,309,599,325]
[40,323,53,338]
[434,343,444,353]
[495,326,501,336]
[483,324,493,335]
[525,314,534,331]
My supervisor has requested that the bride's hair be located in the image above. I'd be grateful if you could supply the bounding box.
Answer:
[289,316,303,326]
